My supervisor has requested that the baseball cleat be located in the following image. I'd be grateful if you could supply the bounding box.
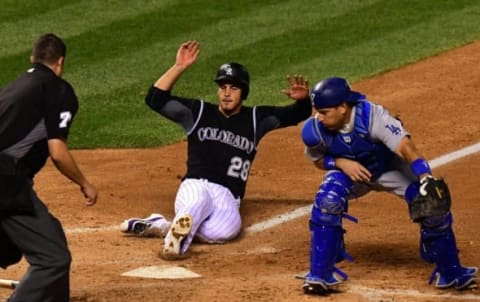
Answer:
[120,213,170,237]
[302,281,329,295]
[430,266,478,290]
[161,214,193,260]
[301,269,345,295]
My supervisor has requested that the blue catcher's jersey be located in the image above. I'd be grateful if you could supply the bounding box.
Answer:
[318,101,396,179]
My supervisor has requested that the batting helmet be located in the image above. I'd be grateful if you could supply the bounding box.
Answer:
[310,77,364,109]
[214,62,250,100]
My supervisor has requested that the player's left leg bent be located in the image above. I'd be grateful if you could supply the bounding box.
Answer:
[162,213,193,260]
[162,179,215,260]
[303,171,355,295]
[194,181,241,243]
[405,183,478,290]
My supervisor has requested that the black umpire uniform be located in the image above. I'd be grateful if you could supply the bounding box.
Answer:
[0,63,78,301]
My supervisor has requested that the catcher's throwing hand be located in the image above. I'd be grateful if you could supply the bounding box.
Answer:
[335,158,372,182]
[409,175,451,222]
[282,75,309,101]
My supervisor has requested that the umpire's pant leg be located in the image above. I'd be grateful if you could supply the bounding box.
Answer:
[1,192,71,302]
[0,227,22,269]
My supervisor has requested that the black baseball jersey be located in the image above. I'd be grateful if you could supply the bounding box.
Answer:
[146,86,311,198]
[0,63,78,177]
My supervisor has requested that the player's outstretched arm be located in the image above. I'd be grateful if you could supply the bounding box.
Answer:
[282,75,309,101]
[154,40,200,91]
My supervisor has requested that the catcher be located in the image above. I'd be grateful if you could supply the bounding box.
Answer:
[299,77,477,294]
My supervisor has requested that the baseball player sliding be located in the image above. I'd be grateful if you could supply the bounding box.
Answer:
[120,40,312,260]
[299,77,477,294]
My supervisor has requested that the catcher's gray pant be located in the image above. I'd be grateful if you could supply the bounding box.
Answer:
[0,187,71,302]
[349,158,417,199]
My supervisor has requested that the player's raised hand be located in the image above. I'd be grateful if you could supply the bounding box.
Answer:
[154,41,200,90]
[282,75,309,101]
[176,40,200,69]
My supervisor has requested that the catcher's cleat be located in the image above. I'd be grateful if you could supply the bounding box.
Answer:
[430,266,478,290]
[302,281,329,295]
[120,213,170,237]
[301,270,344,295]
[161,214,193,260]
[456,266,478,290]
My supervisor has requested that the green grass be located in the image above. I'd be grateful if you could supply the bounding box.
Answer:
[1,0,479,148]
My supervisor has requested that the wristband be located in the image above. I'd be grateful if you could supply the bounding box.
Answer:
[410,158,431,178]
[323,156,336,170]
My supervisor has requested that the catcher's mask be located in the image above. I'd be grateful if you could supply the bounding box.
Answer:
[214,62,250,100]
[310,77,364,109]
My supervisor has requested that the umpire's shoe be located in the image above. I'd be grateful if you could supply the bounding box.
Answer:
[161,214,193,260]
[120,213,170,237]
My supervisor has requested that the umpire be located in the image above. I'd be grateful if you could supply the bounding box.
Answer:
[0,33,98,301]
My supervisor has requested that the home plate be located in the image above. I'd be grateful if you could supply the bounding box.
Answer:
[121,265,201,279]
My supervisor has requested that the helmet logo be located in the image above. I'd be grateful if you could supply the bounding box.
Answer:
[220,64,233,76]
[310,92,316,106]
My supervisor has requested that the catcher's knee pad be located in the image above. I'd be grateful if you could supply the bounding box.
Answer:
[421,212,452,230]
[312,171,352,227]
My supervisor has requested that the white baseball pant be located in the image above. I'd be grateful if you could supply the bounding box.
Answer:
[167,178,242,254]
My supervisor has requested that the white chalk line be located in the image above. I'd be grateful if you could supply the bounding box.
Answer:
[66,224,121,234]
[350,284,480,301]
[244,205,311,235]
[429,142,480,169]
[63,142,480,300]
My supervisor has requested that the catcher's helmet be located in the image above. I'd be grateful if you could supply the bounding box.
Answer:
[310,77,363,109]
[214,62,250,100]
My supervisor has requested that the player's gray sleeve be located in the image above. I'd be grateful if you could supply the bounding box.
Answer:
[145,86,198,132]
[158,101,196,131]
[369,103,409,152]
[254,99,311,141]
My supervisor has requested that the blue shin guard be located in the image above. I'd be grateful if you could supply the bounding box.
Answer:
[421,218,478,289]
[303,224,349,295]
[303,171,354,295]
[408,183,477,289]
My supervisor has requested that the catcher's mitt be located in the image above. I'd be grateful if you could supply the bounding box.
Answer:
[409,176,451,223]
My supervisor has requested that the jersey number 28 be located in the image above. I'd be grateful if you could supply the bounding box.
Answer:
[227,156,251,181]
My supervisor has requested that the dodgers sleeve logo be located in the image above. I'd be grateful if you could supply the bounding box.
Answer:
[385,124,401,135]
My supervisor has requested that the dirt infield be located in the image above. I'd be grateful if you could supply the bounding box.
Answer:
[2,42,480,301]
